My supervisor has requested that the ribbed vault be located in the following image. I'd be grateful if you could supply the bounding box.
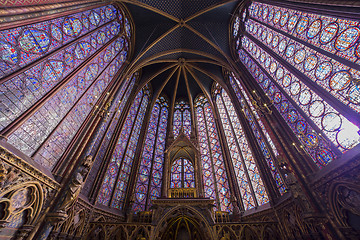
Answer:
[118,0,241,102]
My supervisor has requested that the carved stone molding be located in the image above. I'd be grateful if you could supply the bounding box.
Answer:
[0,146,60,190]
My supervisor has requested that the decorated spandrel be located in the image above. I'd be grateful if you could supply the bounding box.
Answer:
[229,74,285,194]
[241,36,360,155]
[215,86,269,210]
[133,96,168,213]
[195,94,232,212]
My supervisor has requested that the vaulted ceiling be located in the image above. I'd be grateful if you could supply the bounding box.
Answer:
[119,0,241,103]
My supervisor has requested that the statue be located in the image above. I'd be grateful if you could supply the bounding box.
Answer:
[57,155,93,214]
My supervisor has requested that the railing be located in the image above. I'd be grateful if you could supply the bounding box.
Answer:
[168,188,197,198]
[137,211,152,223]
[215,211,230,223]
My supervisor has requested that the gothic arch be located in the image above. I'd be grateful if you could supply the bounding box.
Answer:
[239,226,259,240]
[84,224,106,240]
[330,181,360,231]
[152,205,214,240]
[108,226,127,240]
[0,181,43,228]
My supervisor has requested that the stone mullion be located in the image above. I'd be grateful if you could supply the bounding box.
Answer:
[53,63,130,176]
[89,84,138,203]
[80,76,132,198]
[201,105,221,210]
[0,17,117,85]
[123,95,153,213]
[0,1,103,30]
[246,32,360,126]
[234,69,286,196]
[242,47,337,171]
[0,31,120,138]
[145,104,163,210]
[211,96,245,211]
[109,93,146,207]
[229,71,286,196]
[220,93,259,207]
[30,44,126,160]
[259,0,360,21]
[226,79,280,203]
[249,16,360,72]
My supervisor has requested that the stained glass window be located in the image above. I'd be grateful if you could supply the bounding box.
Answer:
[229,73,286,194]
[0,4,131,170]
[97,85,150,209]
[133,96,168,213]
[195,94,232,212]
[82,74,136,196]
[231,1,360,168]
[170,158,195,189]
[173,100,191,138]
[214,85,269,210]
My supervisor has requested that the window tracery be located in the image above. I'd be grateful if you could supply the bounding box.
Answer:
[170,158,195,189]
[173,100,191,138]
[97,85,150,209]
[214,86,269,210]
[133,96,168,213]
[232,1,360,167]
[195,94,232,211]
[0,4,130,170]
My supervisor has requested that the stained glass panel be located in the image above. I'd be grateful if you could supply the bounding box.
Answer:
[238,49,337,167]
[229,74,285,194]
[133,96,168,213]
[98,86,150,207]
[241,36,360,155]
[195,95,232,212]
[170,158,195,189]
[173,100,191,138]
[215,86,269,210]
[248,2,360,64]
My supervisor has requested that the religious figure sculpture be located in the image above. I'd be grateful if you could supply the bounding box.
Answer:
[57,155,93,214]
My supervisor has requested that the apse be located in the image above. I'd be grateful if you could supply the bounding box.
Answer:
[0,0,359,239]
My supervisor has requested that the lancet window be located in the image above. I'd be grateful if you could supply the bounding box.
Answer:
[97,85,150,210]
[133,96,169,213]
[82,74,136,196]
[214,85,269,210]
[194,95,232,211]
[170,158,195,189]
[229,73,286,194]
[232,1,360,168]
[173,100,191,138]
[0,4,130,170]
